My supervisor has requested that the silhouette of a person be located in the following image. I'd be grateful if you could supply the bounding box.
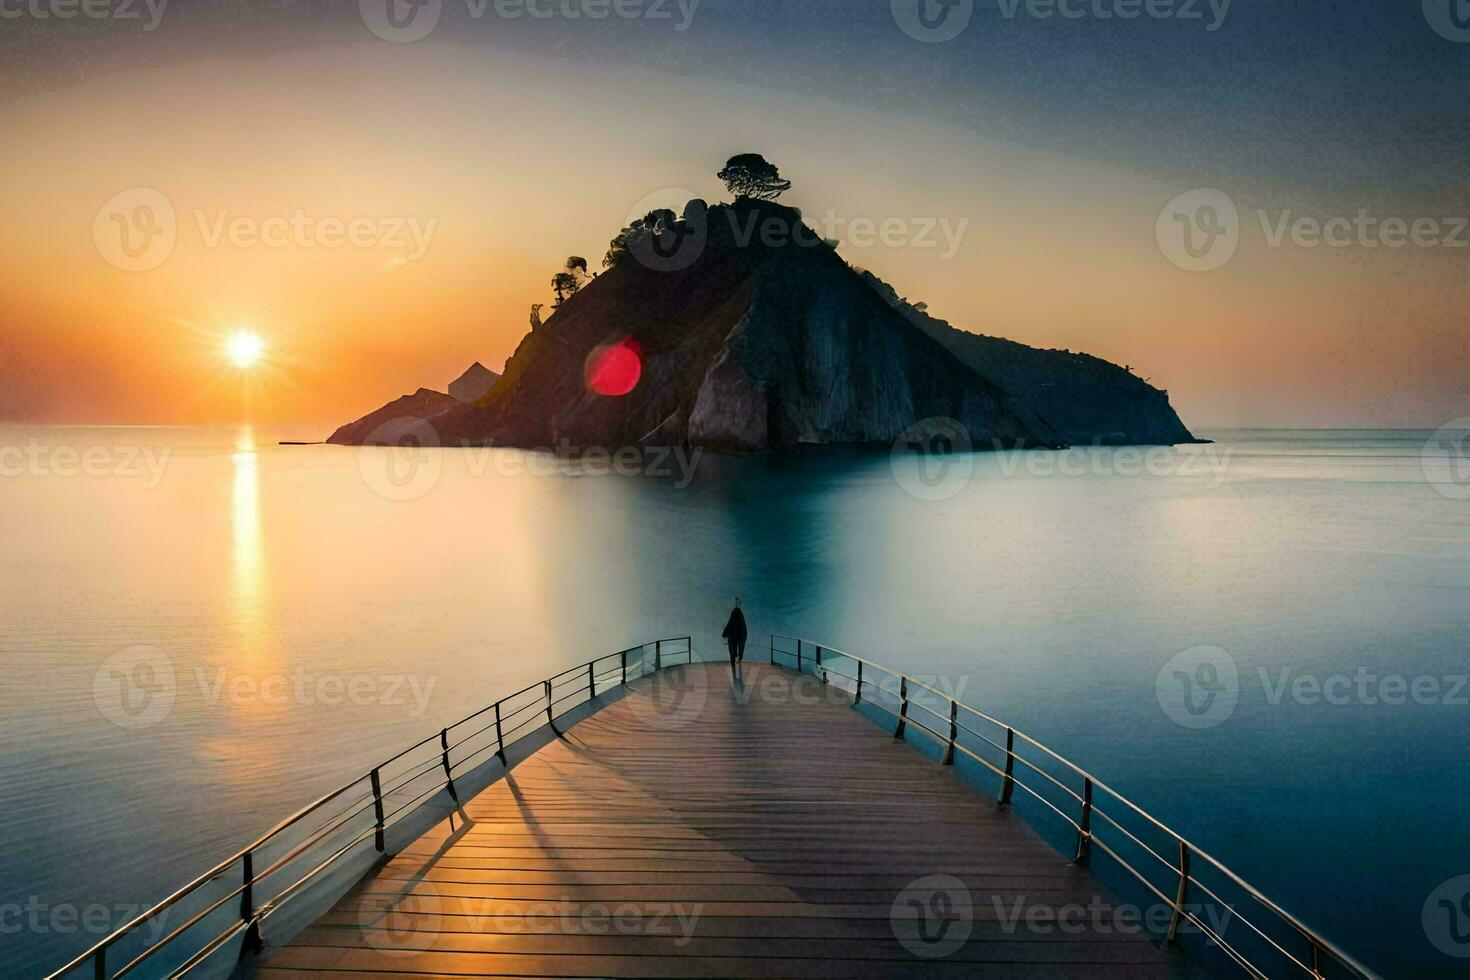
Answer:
[722,598,747,667]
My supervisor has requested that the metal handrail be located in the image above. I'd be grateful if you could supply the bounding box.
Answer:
[48,636,695,980]
[768,633,1377,980]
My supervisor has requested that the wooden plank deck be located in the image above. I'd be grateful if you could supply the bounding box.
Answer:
[252,662,1200,978]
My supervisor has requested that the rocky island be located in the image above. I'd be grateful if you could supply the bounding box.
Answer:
[329,155,1195,452]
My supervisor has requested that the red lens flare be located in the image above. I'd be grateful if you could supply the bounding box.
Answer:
[584,338,643,397]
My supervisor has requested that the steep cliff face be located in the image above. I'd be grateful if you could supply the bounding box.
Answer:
[861,273,1197,446]
[328,199,1195,451]
[471,200,1055,452]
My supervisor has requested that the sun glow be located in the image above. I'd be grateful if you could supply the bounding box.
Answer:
[226,330,265,369]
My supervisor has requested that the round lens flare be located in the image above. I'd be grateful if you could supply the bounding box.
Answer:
[226,331,265,369]
[584,338,643,397]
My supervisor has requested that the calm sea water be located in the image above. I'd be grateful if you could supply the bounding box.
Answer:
[1,425,1466,975]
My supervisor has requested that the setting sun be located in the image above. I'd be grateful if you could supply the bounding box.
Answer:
[226,330,265,369]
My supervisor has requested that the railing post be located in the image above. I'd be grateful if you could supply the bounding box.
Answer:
[440,728,458,802]
[370,768,386,852]
[769,635,774,664]
[588,661,596,701]
[545,679,559,735]
[894,677,908,739]
[999,728,1016,806]
[816,646,823,671]
[494,701,506,764]
[796,640,803,673]
[93,948,106,980]
[944,700,958,765]
[1073,778,1093,863]
[855,661,863,705]
[655,640,662,671]
[1166,840,1190,945]
[240,849,254,924]
[621,649,628,685]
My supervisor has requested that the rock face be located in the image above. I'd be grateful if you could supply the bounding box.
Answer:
[328,199,1195,451]
[327,388,495,446]
[860,273,1197,446]
[448,362,501,404]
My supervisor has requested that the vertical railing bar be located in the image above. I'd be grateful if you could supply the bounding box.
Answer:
[894,676,908,739]
[93,949,106,980]
[1073,778,1093,863]
[621,649,628,685]
[1166,839,1190,945]
[544,679,559,736]
[855,661,863,705]
[655,640,662,672]
[369,768,386,852]
[440,728,458,802]
[944,699,957,765]
[999,728,1016,806]
[797,639,803,673]
[494,701,506,764]
[587,661,596,701]
[240,850,254,924]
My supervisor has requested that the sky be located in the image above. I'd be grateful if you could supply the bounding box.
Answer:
[0,0,1466,428]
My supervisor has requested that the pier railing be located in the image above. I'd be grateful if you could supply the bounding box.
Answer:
[768,634,1377,980]
[48,636,695,980]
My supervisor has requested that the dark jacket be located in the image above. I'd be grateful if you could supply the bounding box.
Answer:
[722,607,748,643]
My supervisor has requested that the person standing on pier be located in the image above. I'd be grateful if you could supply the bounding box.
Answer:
[722,598,747,669]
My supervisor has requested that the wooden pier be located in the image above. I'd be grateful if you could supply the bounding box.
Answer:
[249,662,1191,978]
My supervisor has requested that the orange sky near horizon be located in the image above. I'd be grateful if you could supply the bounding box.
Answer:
[2,44,1466,431]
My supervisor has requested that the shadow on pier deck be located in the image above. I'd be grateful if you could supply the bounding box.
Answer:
[250,662,1195,979]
